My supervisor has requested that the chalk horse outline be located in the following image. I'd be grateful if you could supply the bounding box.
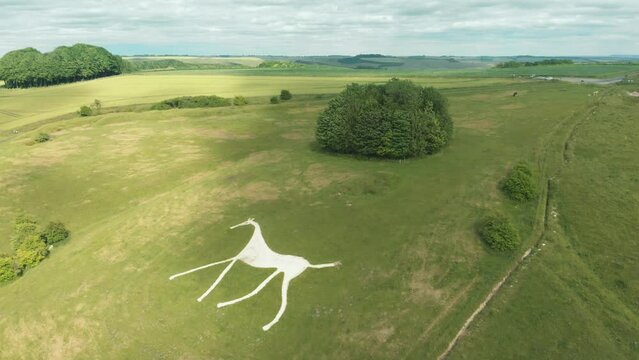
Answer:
[169,218,340,331]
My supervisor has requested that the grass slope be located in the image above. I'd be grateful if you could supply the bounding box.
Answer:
[448,89,639,359]
[0,77,598,358]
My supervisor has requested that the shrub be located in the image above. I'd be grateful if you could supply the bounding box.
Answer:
[12,214,38,249]
[233,96,248,106]
[79,105,92,116]
[479,214,520,251]
[91,99,102,114]
[34,132,50,143]
[501,163,537,202]
[280,89,292,100]
[151,95,231,110]
[40,221,70,244]
[316,78,453,158]
[270,96,280,104]
[0,256,20,282]
[15,234,48,268]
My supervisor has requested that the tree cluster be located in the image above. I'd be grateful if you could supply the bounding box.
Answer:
[0,44,124,88]
[316,78,453,158]
[0,215,70,283]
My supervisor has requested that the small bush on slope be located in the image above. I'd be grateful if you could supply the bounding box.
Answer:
[479,213,520,251]
[0,256,20,282]
[40,221,70,244]
[501,162,537,202]
[15,234,48,269]
[35,132,50,143]
[280,89,292,100]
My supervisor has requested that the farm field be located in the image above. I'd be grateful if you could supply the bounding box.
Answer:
[0,72,514,131]
[123,56,265,67]
[443,63,639,79]
[3,69,637,359]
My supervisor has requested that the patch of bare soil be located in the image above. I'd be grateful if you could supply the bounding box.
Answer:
[240,181,280,201]
[456,119,497,133]
[303,163,357,191]
[281,131,309,140]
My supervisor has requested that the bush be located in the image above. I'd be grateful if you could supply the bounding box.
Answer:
[151,95,231,110]
[15,234,48,269]
[316,78,453,158]
[34,132,50,143]
[270,96,280,104]
[233,96,248,106]
[91,99,102,114]
[479,214,520,251]
[40,221,70,244]
[0,256,20,282]
[12,214,38,248]
[79,105,92,116]
[501,163,537,202]
[280,89,292,100]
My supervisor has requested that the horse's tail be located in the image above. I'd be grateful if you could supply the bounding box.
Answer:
[308,261,341,269]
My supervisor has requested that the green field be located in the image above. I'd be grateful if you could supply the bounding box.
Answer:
[0,72,513,131]
[124,56,265,67]
[443,63,639,78]
[0,69,638,359]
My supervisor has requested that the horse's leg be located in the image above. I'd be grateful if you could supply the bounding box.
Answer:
[169,257,236,280]
[262,272,298,331]
[217,270,281,308]
[197,259,237,302]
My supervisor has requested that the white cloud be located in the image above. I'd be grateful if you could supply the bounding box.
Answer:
[0,0,637,55]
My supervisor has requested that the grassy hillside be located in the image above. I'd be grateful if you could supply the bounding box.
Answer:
[448,89,639,359]
[0,75,602,358]
[444,63,639,78]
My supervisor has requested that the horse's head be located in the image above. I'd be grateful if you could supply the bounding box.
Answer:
[230,218,256,230]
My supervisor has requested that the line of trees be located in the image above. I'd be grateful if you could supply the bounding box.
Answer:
[495,59,574,68]
[0,44,125,88]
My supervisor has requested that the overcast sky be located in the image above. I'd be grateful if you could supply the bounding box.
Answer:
[1,0,637,56]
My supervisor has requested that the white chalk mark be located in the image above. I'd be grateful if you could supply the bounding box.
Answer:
[169,257,236,280]
[263,276,291,331]
[217,270,281,308]
[170,218,340,330]
[197,258,237,302]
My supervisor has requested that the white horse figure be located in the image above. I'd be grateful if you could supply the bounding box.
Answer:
[169,218,341,331]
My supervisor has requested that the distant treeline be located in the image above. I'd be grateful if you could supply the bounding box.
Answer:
[0,44,124,88]
[495,59,574,68]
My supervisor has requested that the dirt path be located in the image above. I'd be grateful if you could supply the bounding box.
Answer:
[436,248,533,360]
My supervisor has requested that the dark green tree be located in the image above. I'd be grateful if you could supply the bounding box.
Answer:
[280,90,292,100]
[479,214,520,251]
[40,222,70,245]
[0,44,124,88]
[316,78,453,158]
